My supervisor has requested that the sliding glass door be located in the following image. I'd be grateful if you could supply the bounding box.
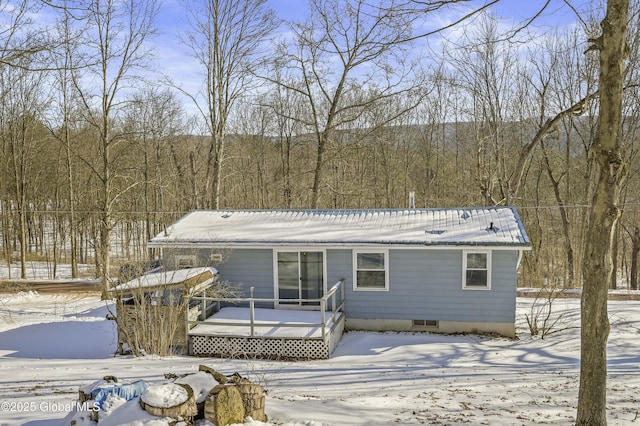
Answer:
[276,251,324,307]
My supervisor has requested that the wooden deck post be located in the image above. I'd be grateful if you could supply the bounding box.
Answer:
[200,292,206,321]
[185,300,190,352]
[331,288,336,314]
[188,279,347,359]
[250,287,255,337]
[321,298,327,342]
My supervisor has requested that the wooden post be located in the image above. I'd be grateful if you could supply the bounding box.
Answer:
[321,298,327,342]
[185,298,190,351]
[331,288,336,314]
[250,287,255,337]
[201,293,206,321]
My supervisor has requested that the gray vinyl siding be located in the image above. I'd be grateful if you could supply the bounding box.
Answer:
[163,246,519,324]
[488,250,519,321]
[326,249,353,289]
[344,249,519,324]
[163,247,274,300]
[215,249,274,300]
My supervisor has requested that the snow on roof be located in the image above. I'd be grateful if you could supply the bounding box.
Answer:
[149,208,530,248]
[110,267,218,293]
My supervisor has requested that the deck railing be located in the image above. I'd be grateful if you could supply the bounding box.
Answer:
[187,278,345,343]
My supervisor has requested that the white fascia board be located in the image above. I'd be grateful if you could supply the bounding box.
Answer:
[148,241,531,251]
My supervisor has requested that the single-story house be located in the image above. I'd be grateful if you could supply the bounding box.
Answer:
[148,207,530,358]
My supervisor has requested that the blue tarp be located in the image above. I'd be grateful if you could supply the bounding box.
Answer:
[90,380,148,410]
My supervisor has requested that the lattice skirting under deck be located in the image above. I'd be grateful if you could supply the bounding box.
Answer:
[190,314,345,360]
[191,335,330,359]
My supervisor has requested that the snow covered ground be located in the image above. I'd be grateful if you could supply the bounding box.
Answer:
[0,261,94,281]
[0,291,639,425]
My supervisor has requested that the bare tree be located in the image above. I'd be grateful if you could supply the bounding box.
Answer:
[524,26,600,287]
[624,225,640,290]
[577,0,629,423]
[0,0,51,276]
[0,64,49,278]
[70,0,159,291]
[274,0,423,208]
[261,71,307,209]
[0,0,52,69]
[123,87,186,256]
[180,0,278,209]
[447,12,522,205]
[45,2,89,278]
[229,99,277,208]
[410,61,459,207]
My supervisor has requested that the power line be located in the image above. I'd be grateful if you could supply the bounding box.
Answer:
[5,204,640,214]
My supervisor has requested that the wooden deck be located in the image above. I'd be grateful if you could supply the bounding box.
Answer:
[191,307,338,338]
[188,280,345,360]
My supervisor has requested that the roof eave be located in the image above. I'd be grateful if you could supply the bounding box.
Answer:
[148,239,531,249]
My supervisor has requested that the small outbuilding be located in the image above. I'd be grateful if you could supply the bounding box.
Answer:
[109,267,219,355]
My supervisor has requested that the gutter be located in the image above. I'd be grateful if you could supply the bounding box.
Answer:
[147,240,532,250]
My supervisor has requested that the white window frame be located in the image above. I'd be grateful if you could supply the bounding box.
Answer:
[462,250,491,290]
[353,250,389,292]
[272,248,327,309]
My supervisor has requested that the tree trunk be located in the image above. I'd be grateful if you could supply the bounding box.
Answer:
[630,228,640,291]
[542,141,574,285]
[140,383,197,418]
[311,132,327,209]
[281,135,292,208]
[611,222,620,289]
[66,128,78,278]
[212,132,225,210]
[577,0,629,424]
[0,200,12,279]
[10,125,27,279]
[204,135,216,209]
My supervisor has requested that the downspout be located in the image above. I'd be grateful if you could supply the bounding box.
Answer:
[516,249,524,269]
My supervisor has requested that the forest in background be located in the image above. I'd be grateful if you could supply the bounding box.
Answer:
[2,0,640,290]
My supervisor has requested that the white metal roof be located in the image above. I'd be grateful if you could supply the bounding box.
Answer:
[110,267,218,293]
[149,208,530,248]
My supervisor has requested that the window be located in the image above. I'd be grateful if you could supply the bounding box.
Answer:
[174,255,196,269]
[353,250,388,291]
[463,251,491,289]
[275,250,324,306]
[413,319,439,328]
